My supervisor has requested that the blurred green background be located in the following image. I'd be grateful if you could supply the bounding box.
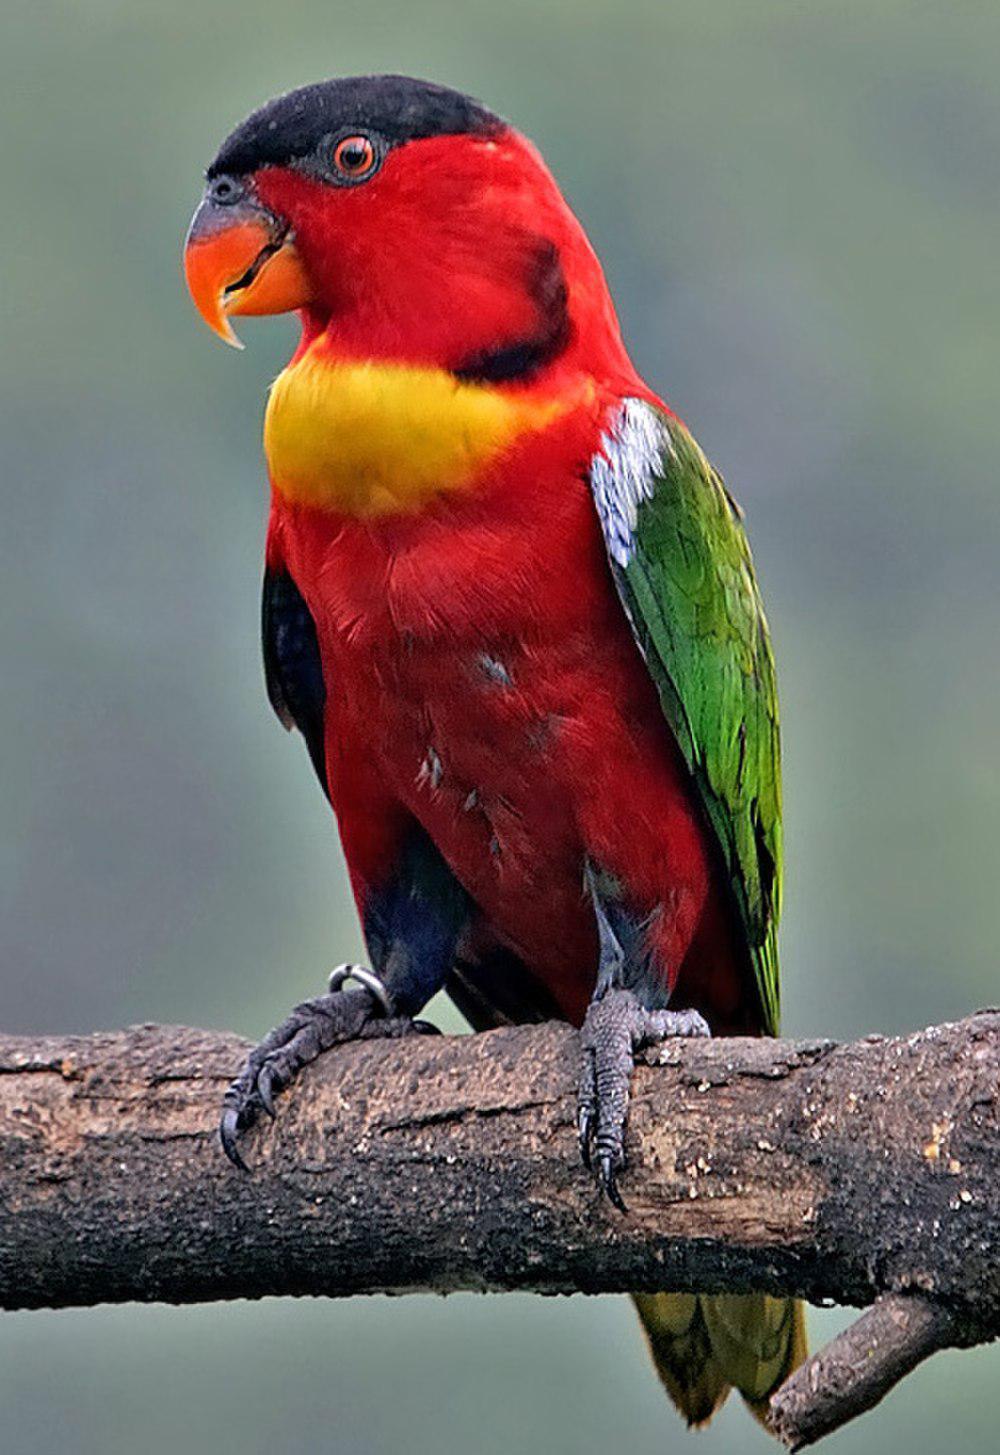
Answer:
[2,1,998,1450]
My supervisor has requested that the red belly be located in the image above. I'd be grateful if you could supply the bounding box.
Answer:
[272,411,755,1031]
[322,592,747,1027]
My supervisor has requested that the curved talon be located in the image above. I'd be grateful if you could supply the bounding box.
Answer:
[577,1104,594,1168]
[413,1018,441,1036]
[598,1152,627,1213]
[220,1101,250,1172]
[256,1065,278,1119]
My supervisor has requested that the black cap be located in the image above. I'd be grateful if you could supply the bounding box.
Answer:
[207,74,505,178]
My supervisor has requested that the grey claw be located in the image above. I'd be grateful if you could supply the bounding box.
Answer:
[577,1106,594,1168]
[598,1153,627,1213]
[220,1102,250,1172]
[256,1066,278,1119]
[413,1019,441,1036]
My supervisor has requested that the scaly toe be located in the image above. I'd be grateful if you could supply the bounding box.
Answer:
[577,987,713,1209]
[218,980,431,1170]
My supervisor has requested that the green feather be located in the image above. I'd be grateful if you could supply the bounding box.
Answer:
[597,408,782,1033]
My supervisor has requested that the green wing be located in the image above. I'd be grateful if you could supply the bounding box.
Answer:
[590,398,782,1033]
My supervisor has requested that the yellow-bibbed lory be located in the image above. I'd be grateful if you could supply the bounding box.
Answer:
[184,74,805,1431]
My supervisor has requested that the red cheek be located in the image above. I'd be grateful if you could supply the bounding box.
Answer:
[249,158,542,367]
[244,134,630,383]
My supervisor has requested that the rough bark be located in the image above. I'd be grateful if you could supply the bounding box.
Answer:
[0,1013,997,1446]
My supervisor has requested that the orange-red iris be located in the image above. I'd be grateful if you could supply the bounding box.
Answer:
[332,135,377,179]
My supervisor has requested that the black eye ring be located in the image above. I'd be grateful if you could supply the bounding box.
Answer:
[330,133,380,184]
[209,174,244,206]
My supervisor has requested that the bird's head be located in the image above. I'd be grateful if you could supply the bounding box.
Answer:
[184,74,629,383]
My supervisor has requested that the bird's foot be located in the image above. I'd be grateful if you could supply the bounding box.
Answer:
[220,963,437,1170]
[577,987,710,1211]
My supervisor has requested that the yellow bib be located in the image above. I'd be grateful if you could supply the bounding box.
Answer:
[264,352,568,516]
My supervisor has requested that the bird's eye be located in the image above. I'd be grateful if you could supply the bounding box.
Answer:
[209,175,243,205]
[332,135,378,182]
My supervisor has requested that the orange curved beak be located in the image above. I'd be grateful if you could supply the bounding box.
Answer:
[183,191,312,348]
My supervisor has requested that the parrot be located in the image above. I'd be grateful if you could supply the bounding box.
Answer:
[183,74,806,1430]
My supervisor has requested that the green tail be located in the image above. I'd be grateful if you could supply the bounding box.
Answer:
[633,1292,807,1431]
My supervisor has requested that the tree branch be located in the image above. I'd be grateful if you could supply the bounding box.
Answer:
[1,1014,997,1445]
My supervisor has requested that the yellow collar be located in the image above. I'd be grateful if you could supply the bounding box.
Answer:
[264,351,571,517]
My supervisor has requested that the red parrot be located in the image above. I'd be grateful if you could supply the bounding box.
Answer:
[184,75,804,1429]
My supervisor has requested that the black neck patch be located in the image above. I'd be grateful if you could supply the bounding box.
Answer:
[453,238,573,386]
[208,74,505,178]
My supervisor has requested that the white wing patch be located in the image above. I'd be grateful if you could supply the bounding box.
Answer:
[589,398,673,567]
